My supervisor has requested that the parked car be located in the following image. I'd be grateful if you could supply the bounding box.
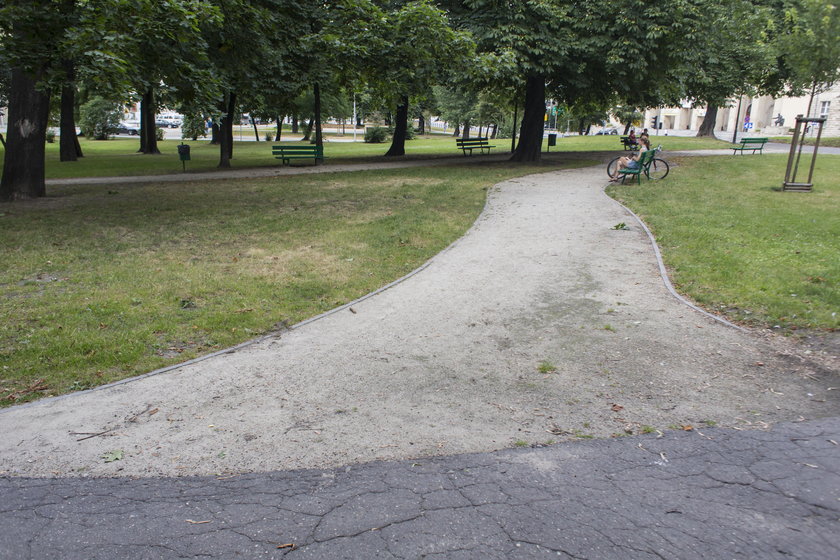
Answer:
[596,127,619,135]
[112,121,141,135]
[160,114,182,128]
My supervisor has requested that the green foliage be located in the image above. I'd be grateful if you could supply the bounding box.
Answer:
[78,96,122,140]
[773,0,840,99]
[181,115,208,141]
[364,126,389,143]
[45,129,56,144]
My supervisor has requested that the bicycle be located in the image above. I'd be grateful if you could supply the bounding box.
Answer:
[606,145,669,182]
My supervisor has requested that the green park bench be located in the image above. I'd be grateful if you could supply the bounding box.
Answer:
[272,145,325,165]
[731,137,768,155]
[455,137,495,155]
[620,136,639,150]
[617,149,657,185]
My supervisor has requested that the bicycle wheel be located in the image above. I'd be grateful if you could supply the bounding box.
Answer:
[606,156,621,178]
[648,158,670,180]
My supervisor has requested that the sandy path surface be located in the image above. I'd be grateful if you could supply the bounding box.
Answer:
[2,165,837,478]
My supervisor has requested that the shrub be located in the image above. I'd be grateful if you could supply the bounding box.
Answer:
[181,114,207,141]
[79,97,122,140]
[155,127,165,141]
[45,129,56,143]
[364,126,389,143]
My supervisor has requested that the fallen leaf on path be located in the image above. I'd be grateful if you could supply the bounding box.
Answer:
[277,543,296,550]
[611,404,624,412]
[186,519,211,524]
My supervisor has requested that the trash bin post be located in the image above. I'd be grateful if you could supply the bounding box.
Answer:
[177,143,191,172]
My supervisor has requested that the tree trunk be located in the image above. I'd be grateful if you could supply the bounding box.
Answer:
[251,116,260,141]
[511,99,518,153]
[0,67,51,201]
[510,75,545,162]
[417,112,425,135]
[463,119,471,139]
[59,61,83,161]
[623,122,631,135]
[491,123,498,139]
[139,89,160,154]
[578,118,585,136]
[210,122,220,144]
[453,124,460,137]
[292,115,299,134]
[314,83,324,158]
[585,124,592,136]
[275,115,283,141]
[301,115,314,142]
[385,95,409,157]
[218,92,236,168]
[696,105,718,137]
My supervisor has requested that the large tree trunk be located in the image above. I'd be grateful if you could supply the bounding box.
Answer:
[139,89,160,154]
[291,115,299,134]
[623,122,632,135]
[313,83,324,158]
[385,95,409,157]
[210,122,220,144]
[696,105,718,137]
[417,112,425,135]
[274,115,283,141]
[59,61,83,162]
[0,68,51,201]
[510,75,545,162]
[462,119,471,139]
[218,92,236,168]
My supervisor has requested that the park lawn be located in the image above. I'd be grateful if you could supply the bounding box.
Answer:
[0,134,731,180]
[608,153,839,332]
[0,159,594,406]
[769,136,840,148]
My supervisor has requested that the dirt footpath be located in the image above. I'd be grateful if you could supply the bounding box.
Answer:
[2,166,837,478]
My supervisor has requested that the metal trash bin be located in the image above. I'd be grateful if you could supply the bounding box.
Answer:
[547,133,557,152]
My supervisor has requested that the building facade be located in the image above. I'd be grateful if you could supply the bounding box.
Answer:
[642,83,840,137]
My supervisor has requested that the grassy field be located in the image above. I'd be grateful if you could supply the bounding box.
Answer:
[769,136,840,148]
[608,153,839,332]
[0,159,593,406]
[0,133,732,180]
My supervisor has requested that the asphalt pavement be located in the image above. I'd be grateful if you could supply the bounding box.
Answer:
[2,417,838,559]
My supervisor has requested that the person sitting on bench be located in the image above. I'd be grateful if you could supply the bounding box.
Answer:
[609,138,650,182]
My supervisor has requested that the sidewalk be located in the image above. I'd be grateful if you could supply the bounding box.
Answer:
[2,164,838,558]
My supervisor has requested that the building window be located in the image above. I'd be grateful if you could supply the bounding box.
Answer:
[819,101,830,119]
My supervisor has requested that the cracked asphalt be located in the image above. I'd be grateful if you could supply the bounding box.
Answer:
[2,418,839,559]
[2,155,839,558]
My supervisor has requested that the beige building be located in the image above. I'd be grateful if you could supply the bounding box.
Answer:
[643,83,840,137]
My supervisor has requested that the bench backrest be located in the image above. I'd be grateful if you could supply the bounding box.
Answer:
[456,138,489,145]
[272,145,322,154]
[638,149,656,168]
[740,137,768,144]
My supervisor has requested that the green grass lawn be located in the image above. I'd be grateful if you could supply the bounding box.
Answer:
[0,159,593,405]
[769,136,840,148]
[0,133,732,180]
[608,154,839,332]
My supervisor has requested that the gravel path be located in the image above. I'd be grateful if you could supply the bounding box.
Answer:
[2,165,837,478]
